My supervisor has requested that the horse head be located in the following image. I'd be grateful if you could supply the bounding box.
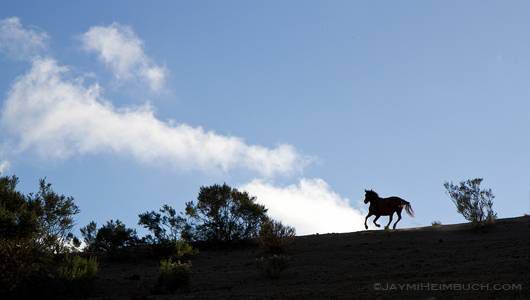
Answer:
[364,189,378,204]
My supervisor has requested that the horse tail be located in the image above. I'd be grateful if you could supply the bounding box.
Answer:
[403,201,414,217]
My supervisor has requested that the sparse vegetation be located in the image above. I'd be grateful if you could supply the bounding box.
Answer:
[156,258,192,293]
[255,219,295,279]
[57,255,98,281]
[444,178,497,225]
[172,239,198,258]
[258,218,296,255]
[256,254,289,279]
[432,220,442,227]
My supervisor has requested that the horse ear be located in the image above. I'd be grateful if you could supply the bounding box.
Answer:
[364,189,368,193]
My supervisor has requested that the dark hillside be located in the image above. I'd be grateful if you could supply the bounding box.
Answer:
[87,216,530,299]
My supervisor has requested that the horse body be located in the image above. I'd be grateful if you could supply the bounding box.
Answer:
[363,190,414,230]
[368,196,406,216]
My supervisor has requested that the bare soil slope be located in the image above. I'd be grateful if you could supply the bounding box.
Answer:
[88,216,530,299]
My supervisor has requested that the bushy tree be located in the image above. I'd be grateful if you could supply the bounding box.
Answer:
[0,176,39,239]
[444,178,497,224]
[0,175,81,294]
[138,204,186,244]
[184,183,268,242]
[30,178,80,253]
[81,220,139,253]
[0,176,79,253]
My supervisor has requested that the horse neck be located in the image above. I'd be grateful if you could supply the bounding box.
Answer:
[369,196,381,206]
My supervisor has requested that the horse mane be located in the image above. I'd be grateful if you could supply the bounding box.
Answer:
[365,189,379,199]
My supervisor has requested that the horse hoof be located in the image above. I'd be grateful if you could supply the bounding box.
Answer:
[374,224,380,227]
[365,225,368,230]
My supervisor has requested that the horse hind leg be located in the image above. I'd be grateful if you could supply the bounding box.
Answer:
[385,213,393,230]
[393,209,403,230]
[373,215,381,227]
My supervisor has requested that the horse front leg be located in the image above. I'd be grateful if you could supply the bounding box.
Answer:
[373,215,381,227]
[364,213,372,230]
[385,213,393,230]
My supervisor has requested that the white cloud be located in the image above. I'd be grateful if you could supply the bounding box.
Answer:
[0,160,9,173]
[241,178,367,235]
[81,23,167,92]
[0,17,48,60]
[1,58,304,177]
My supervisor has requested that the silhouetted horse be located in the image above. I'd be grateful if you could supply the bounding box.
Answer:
[363,190,414,230]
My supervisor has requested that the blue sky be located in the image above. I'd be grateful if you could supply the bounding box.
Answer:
[1,1,530,235]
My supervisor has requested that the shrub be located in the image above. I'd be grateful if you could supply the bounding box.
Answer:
[256,255,289,279]
[0,239,39,294]
[172,240,197,259]
[0,240,98,298]
[258,219,296,255]
[57,255,98,281]
[152,239,198,260]
[444,178,497,225]
[431,220,442,227]
[157,258,192,292]
[184,183,268,242]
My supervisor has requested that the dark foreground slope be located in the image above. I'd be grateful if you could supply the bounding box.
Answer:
[88,216,530,300]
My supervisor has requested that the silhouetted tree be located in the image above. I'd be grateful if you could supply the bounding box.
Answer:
[0,175,39,239]
[92,220,139,253]
[184,183,268,242]
[0,175,79,253]
[80,221,97,250]
[138,204,187,244]
[0,175,80,294]
[30,178,80,253]
[444,178,497,224]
